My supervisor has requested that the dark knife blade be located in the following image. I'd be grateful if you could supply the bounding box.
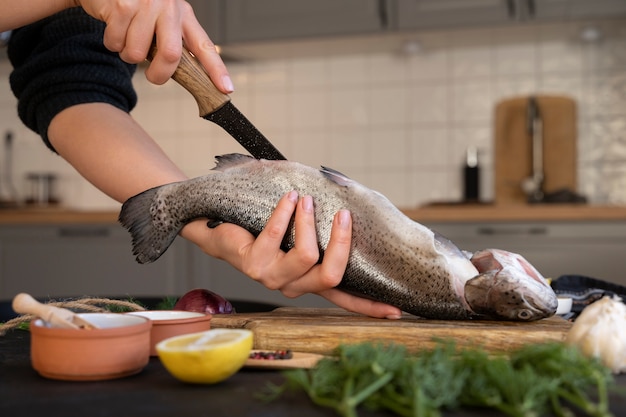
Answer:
[204,101,286,160]
[147,43,286,160]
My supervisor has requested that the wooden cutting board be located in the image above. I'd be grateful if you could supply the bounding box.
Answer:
[211,307,571,355]
[494,95,577,204]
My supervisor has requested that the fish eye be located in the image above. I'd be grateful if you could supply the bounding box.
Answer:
[517,310,532,320]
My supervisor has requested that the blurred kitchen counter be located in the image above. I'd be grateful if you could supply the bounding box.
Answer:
[403,203,626,223]
[0,208,119,224]
[1,204,626,225]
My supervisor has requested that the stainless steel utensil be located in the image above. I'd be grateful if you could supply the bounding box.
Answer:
[0,130,19,208]
[521,96,545,202]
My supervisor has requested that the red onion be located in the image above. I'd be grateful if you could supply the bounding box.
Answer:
[174,289,234,314]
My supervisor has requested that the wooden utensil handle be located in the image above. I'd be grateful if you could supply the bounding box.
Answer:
[147,42,230,116]
[12,293,79,329]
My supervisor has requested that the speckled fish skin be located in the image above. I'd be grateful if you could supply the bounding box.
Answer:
[119,154,557,321]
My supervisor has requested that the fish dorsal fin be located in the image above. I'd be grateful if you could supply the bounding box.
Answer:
[320,166,353,187]
[212,153,255,172]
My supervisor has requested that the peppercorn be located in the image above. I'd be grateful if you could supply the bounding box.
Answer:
[249,349,293,360]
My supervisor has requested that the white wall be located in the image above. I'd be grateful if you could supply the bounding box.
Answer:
[1,18,625,210]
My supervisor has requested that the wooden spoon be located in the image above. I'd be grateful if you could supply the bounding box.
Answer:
[12,293,99,330]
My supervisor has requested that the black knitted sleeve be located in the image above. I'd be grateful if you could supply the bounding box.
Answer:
[7,8,137,153]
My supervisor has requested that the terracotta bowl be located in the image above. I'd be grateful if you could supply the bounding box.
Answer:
[30,313,151,381]
[126,311,211,356]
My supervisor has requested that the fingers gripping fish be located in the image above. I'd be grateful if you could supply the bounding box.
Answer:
[119,154,557,321]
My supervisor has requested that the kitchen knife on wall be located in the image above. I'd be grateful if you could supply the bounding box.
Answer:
[147,43,286,161]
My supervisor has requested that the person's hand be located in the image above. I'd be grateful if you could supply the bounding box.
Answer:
[186,191,402,319]
[76,0,232,91]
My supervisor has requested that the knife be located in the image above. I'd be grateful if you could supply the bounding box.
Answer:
[147,43,286,161]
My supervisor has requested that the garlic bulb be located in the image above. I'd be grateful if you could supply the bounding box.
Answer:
[566,295,626,374]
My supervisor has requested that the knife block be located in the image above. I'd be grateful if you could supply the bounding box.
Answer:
[494,95,577,205]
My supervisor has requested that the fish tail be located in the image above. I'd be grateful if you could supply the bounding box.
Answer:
[118,186,180,264]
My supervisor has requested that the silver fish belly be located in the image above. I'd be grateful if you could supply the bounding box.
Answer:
[119,154,557,321]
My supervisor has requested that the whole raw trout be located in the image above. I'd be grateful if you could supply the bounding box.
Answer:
[119,154,557,321]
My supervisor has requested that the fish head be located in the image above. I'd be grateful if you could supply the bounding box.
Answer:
[464,249,558,321]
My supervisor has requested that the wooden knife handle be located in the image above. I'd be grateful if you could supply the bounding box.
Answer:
[147,42,231,116]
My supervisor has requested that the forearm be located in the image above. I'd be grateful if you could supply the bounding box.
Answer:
[48,102,209,244]
[49,102,187,202]
[0,0,75,31]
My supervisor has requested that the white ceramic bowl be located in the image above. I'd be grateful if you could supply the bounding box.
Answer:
[126,310,211,356]
[30,313,151,381]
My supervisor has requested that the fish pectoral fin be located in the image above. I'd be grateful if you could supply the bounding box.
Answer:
[464,271,498,315]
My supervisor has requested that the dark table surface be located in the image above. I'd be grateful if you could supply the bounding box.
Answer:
[1,329,626,417]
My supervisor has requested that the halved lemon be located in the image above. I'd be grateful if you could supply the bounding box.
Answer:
[156,328,253,384]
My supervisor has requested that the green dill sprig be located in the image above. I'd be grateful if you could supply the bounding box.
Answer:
[104,297,146,312]
[269,341,619,417]
[155,296,179,310]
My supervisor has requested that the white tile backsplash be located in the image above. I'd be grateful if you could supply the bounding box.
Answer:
[329,55,369,86]
[249,59,290,91]
[290,87,328,130]
[407,49,449,81]
[586,37,626,71]
[369,127,408,169]
[1,18,626,209]
[493,42,537,76]
[252,90,290,130]
[408,126,448,164]
[588,71,626,117]
[539,40,585,74]
[412,168,452,203]
[368,53,408,84]
[369,84,408,126]
[329,87,370,128]
[327,127,370,170]
[291,129,329,168]
[451,80,493,124]
[493,74,537,99]
[290,57,328,88]
[407,83,449,124]
[451,45,493,79]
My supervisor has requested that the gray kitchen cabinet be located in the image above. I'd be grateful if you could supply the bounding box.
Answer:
[222,0,390,43]
[527,0,626,20]
[426,221,626,287]
[189,1,626,47]
[388,0,626,31]
[393,0,514,30]
[0,222,334,307]
[565,0,626,18]
[0,224,189,300]
[187,0,224,43]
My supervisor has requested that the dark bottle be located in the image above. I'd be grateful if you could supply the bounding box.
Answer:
[463,146,480,202]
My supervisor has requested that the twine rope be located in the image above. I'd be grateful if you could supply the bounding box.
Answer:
[0,297,147,336]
